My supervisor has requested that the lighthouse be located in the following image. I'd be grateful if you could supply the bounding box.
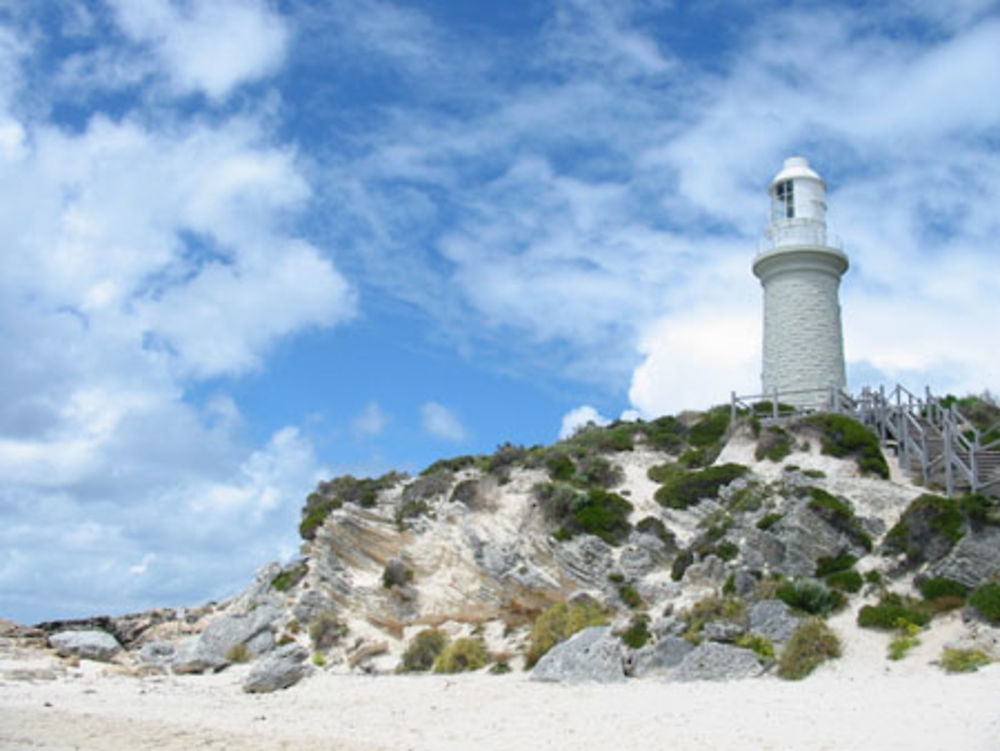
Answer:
[752,157,849,409]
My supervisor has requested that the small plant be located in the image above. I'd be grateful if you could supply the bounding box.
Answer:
[683,595,747,641]
[620,614,652,649]
[918,577,969,602]
[635,516,675,546]
[857,593,931,630]
[489,660,512,674]
[671,549,694,582]
[312,652,327,667]
[815,551,858,577]
[401,629,449,672]
[825,569,863,593]
[969,582,1000,624]
[688,407,731,448]
[736,633,775,660]
[777,618,841,680]
[271,562,308,592]
[655,464,749,510]
[524,601,608,667]
[939,647,992,673]
[225,643,252,663]
[715,540,739,562]
[864,570,884,586]
[309,611,348,651]
[555,489,635,545]
[777,579,845,617]
[802,469,826,479]
[887,619,922,661]
[607,571,625,584]
[757,512,783,531]
[382,559,414,589]
[433,637,489,673]
[619,584,643,609]
[802,414,889,478]
[755,426,793,462]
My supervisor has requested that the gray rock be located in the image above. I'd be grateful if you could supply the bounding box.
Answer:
[138,641,176,664]
[651,615,686,638]
[49,630,122,662]
[531,627,626,683]
[172,605,280,674]
[243,644,310,693]
[703,620,745,643]
[768,505,854,577]
[671,642,764,682]
[748,599,799,644]
[554,536,614,588]
[683,554,727,586]
[626,636,694,677]
[927,527,1000,589]
[619,531,674,580]
[731,569,758,598]
[292,590,337,625]
[738,528,787,571]
[382,558,412,588]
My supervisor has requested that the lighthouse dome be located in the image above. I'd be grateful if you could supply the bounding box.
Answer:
[770,156,825,189]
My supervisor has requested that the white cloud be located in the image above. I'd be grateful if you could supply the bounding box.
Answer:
[559,405,610,439]
[352,402,389,438]
[109,0,289,100]
[421,402,467,442]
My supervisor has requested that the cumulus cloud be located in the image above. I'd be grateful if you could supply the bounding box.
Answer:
[421,402,467,442]
[108,0,289,100]
[352,402,389,438]
[559,405,611,439]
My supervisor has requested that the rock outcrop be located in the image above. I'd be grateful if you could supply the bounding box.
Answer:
[48,630,122,662]
[531,627,626,683]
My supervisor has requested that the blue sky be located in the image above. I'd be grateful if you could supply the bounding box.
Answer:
[2,0,999,624]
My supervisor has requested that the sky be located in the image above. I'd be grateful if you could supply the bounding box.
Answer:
[2,0,999,624]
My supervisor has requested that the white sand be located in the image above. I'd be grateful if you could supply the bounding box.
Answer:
[2,648,999,751]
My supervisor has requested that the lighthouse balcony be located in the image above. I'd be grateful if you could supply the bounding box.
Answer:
[760,218,842,252]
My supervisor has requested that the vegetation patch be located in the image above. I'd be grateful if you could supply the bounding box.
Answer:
[299,472,405,539]
[683,595,747,641]
[620,614,651,649]
[736,633,775,660]
[815,551,858,578]
[757,512,783,531]
[939,647,992,673]
[777,618,841,680]
[688,407,731,448]
[635,516,675,546]
[884,494,965,564]
[755,426,793,462]
[271,562,308,592]
[225,643,252,663]
[552,489,634,545]
[433,637,489,673]
[618,584,643,609]
[888,620,922,661]
[671,549,694,582]
[309,611,348,651]
[969,582,1000,624]
[400,629,448,672]
[524,601,608,668]
[825,570,863,593]
[802,414,889,478]
[639,415,687,452]
[806,487,872,552]
[918,577,969,601]
[654,463,749,510]
[776,579,846,617]
[857,593,931,630]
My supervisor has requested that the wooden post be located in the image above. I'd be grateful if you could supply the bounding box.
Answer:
[730,392,737,425]
[772,389,778,420]
[944,416,954,498]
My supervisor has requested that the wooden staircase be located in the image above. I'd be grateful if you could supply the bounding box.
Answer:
[731,384,1000,498]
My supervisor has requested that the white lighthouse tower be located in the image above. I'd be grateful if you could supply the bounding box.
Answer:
[752,156,849,409]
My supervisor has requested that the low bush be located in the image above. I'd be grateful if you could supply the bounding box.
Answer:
[815,551,858,577]
[777,618,841,680]
[299,472,406,539]
[640,416,686,452]
[776,579,846,616]
[309,611,348,651]
[382,559,413,589]
[619,584,643,609]
[312,652,327,667]
[620,614,651,649]
[401,629,448,672]
[433,637,488,673]
[825,569,863,593]
[918,577,969,601]
[715,541,740,561]
[803,414,889,478]
[857,593,931,630]
[671,549,694,582]
[735,633,775,660]
[939,647,992,673]
[755,426,793,462]
[647,462,684,484]
[577,456,625,489]
[888,620,922,661]
[421,455,480,475]
[524,601,608,667]
[969,582,1000,624]
[757,512,783,531]
[655,464,749,510]
[555,489,634,545]
[688,407,731,448]
[271,562,308,592]
[225,643,252,663]
[560,422,636,454]
[635,516,675,546]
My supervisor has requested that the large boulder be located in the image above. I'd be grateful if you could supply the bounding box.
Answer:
[671,642,764,682]
[49,630,122,662]
[766,504,858,577]
[625,636,694,678]
[172,605,280,674]
[531,627,626,683]
[748,599,799,644]
[926,527,1000,589]
[554,536,615,588]
[243,644,310,693]
[138,641,176,665]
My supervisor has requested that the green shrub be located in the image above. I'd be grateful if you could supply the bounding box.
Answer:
[655,464,749,510]
[525,601,608,667]
[803,469,826,479]
[806,488,872,552]
[489,660,512,674]
[939,647,992,673]
[727,481,769,513]
[545,452,576,482]
[647,462,684,484]
[803,414,888,478]
[688,407,731,448]
[299,472,407,539]
[888,620,922,661]
[864,570,884,586]
[815,551,858,577]
[969,582,1000,624]
[433,637,488,673]
[577,456,625,489]
[225,643,252,663]
[635,516,675,546]
[679,447,714,468]
[715,540,740,561]
[884,494,966,564]
[777,618,841,680]
[382,560,414,589]
[554,489,634,545]
[755,426,793,462]
[312,652,327,667]
[309,611,348,651]
[736,633,775,660]
[776,579,846,616]
[857,593,931,630]
[560,423,635,454]
[401,629,448,672]
[619,584,643,609]
[918,577,970,601]
[671,549,694,582]
[620,614,651,649]
[607,571,625,584]
[640,416,686,452]
[825,569,863,593]
[271,562,308,592]
[757,513,783,531]
[421,455,480,475]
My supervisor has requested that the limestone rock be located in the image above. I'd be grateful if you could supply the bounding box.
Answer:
[172,605,280,673]
[748,599,799,644]
[49,630,122,662]
[671,642,764,682]
[138,641,176,664]
[554,536,614,588]
[926,527,1000,589]
[243,644,310,693]
[531,627,626,683]
[625,636,694,678]
[703,620,745,643]
[683,554,727,586]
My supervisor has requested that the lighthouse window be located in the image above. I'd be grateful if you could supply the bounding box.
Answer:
[775,180,795,218]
